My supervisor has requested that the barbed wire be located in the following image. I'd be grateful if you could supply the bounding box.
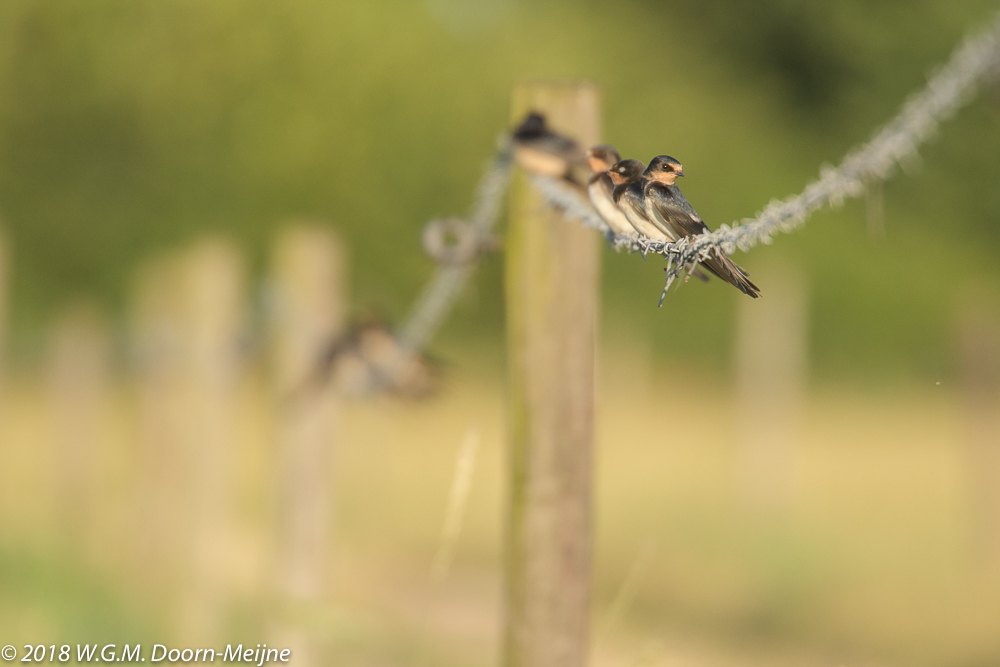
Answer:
[396,136,513,353]
[320,136,515,397]
[527,175,613,237]
[533,8,1000,299]
[292,139,513,400]
[333,8,1000,395]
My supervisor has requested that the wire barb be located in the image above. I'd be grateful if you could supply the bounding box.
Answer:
[327,9,1000,396]
[396,137,514,354]
[532,9,1000,297]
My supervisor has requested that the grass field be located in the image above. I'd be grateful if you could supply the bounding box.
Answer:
[1,340,997,667]
[1,3,999,666]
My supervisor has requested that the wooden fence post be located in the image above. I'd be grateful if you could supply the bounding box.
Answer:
[130,239,247,640]
[735,260,807,512]
[270,225,346,602]
[504,81,601,667]
[131,254,188,595]
[47,301,111,560]
[956,285,1000,565]
[0,228,8,414]
[0,230,8,541]
[177,238,247,642]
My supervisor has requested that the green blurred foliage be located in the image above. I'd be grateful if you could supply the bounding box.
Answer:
[0,0,998,381]
[0,547,152,645]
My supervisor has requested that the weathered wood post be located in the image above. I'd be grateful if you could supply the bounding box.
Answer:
[0,228,8,412]
[735,260,807,512]
[131,240,248,639]
[177,238,247,642]
[0,228,8,527]
[47,301,111,559]
[956,285,1000,565]
[131,254,187,593]
[270,224,345,601]
[504,81,601,667]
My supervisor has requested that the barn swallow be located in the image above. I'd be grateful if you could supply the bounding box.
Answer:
[642,155,760,298]
[606,158,710,281]
[607,159,674,242]
[292,313,439,400]
[586,145,638,239]
[511,112,589,186]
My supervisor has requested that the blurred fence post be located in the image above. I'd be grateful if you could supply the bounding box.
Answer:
[176,238,247,642]
[131,239,247,640]
[735,260,808,512]
[0,229,8,406]
[956,286,1000,565]
[47,301,111,560]
[504,81,601,667]
[131,255,188,595]
[270,225,345,604]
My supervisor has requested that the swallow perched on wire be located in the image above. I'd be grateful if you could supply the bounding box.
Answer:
[291,313,439,401]
[586,145,638,239]
[642,155,760,298]
[511,112,590,187]
[607,159,674,242]
[606,158,709,281]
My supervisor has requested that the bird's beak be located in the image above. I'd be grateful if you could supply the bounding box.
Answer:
[676,168,685,177]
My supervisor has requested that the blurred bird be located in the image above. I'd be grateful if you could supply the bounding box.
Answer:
[586,145,638,239]
[511,112,589,186]
[290,313,439,401]
[643,155,760,298]
[607,158,674,242]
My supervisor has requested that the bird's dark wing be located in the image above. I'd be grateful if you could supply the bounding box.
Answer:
[512,114,582,156]
[615,182,652,229]
[645,183,760,297]
[517,132,581,160]
[644,182,711,238]
[616,182,643,215]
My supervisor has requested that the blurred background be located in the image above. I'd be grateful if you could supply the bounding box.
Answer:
[1,1,1000,665]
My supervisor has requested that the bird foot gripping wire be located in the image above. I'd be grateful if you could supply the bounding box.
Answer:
[303,8,1000,402]
[518,9,1000,303]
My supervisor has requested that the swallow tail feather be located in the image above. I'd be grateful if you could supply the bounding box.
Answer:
[701,251,760,298]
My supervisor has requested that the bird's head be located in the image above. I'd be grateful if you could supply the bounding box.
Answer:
[645,155,684,185]
[586,144,622,173]
[607,159,645,186]
[513,111,547,139]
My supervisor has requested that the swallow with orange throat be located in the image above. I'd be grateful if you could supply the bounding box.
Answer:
[642,155,760,298]
[585,145,639,240]
[606,158,710,281]
[607,158,675,243]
